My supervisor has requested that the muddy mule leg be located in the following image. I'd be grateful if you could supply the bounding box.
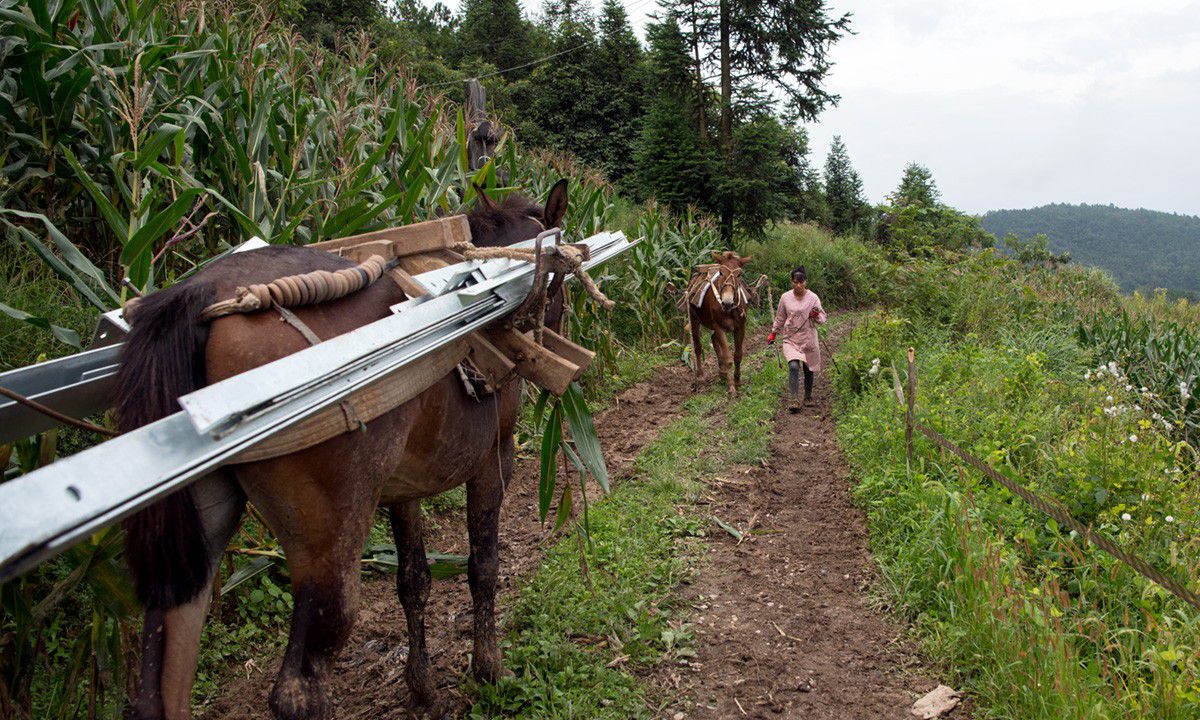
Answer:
[132,474,244,720]
[732,321,745,391]
[241,462,377,720]
[388,501,438,708]
[466,438,511,683]
[711,327,735,395]
[688,312,705,388]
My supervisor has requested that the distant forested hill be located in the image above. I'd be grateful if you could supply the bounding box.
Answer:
[982,204,1200,294]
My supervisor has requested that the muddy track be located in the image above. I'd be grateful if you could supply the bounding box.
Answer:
[205,325,959,719]
[652,322,961,719]
[202,359,700,719]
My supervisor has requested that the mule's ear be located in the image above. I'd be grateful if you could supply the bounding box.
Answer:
[738,255,752,266]
[544,179,569,229]
[474,183,498,211]
[711,251,723,262]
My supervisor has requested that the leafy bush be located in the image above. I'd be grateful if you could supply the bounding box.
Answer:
[831,236,1200,718]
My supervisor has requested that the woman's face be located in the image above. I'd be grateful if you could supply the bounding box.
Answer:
[792,277,807,294]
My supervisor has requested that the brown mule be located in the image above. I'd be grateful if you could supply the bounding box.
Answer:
[120,181,570,720]
[687,251,752,395]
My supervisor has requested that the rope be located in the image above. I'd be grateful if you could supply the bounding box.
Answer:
[453,242,616,311]
[0,385,118,437]
[914,420,1200,612]
[200,255,392,321]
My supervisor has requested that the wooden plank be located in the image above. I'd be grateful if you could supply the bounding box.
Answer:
[467,332,516,392]
[309,216,471,258]
[483,327,579,397]
[386,268,431,299]
[341,240,392,264]
[534,328,594,381]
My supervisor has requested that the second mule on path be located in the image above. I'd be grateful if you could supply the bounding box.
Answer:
[685,251,753,396]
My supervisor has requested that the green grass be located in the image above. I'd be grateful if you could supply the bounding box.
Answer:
[469,347,783,718]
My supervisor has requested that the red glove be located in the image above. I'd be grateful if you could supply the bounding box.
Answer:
[767,332,776,344]
[809,308,821,319]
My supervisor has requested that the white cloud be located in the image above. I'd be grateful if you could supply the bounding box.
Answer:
[806,0,1200,213]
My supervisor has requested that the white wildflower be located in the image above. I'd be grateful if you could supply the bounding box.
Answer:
[1140,387,1149,394]
[868,358,880,377]
[1129,434,1138,443]
[1108,361,1119,376]
[1152,412,1162,421]
[1141,493,1150,501]
[1084,370,1092,380]
[1125,383,1134,392]
[1106,395,1114,404]
[1122,513,1132,521]
[1180,381,1192,402]
[1166,516,1175,523]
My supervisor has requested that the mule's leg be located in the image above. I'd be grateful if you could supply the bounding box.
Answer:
[387,500,438,708]
[466,434,511,683]
[733,320,746,391]
[240,461,380,720]
[711,327,735,395]
[688,312,705,387]
[132,473,245,720]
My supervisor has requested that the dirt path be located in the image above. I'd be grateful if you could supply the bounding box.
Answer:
[655,324,958,719]
[202,359,699,719]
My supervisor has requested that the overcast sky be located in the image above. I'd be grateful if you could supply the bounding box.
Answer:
[470,0,1200,216]
[803,0,1200,215]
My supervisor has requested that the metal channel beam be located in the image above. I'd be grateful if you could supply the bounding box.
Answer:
[0,239,270,444]
[0,232,634,581]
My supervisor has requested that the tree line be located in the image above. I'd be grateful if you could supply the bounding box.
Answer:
[298,0,858,242]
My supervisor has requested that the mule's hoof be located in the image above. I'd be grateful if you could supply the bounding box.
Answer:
[269,674,330,720]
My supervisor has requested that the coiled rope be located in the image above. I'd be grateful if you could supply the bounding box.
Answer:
[200,255,393,321]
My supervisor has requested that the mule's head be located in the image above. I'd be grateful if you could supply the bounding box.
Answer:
[467,179,569,249]
[710,251,752,311]
[468,179,571,329]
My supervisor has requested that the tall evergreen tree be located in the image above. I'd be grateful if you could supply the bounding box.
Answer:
[593,0,644,182]
[823,135,867,236]
[458,0,533,79]
[895,162,940,207]
[300,0,381,47]
[631,16,714,209]
[683,0,851,242]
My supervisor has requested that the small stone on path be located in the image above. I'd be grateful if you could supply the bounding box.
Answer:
[910,685,961,719]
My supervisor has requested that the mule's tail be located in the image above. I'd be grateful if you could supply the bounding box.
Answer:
[117,281,218,609]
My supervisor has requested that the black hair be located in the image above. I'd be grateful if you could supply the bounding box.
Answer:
[790,266,807,283]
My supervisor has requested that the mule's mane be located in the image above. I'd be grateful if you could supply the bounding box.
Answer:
[467,194,543,248]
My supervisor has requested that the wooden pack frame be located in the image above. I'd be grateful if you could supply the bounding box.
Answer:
[233,217,594,463]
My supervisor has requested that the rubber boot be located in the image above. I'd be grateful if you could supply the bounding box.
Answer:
[788,388,801,414]
[804,388,813,406]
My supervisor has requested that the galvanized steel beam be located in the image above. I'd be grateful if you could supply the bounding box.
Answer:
[0,231,633,581]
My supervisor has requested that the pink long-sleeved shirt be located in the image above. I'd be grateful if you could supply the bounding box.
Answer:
[771,289,826,372]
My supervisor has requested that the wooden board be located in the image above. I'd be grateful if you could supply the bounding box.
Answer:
[482,327,580,396]
[536,328,594,381]
[310,215,471,259]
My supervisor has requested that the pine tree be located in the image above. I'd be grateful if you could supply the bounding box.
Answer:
[300,0,382,47]
[824,135,867,236]
[593,0,644,182]
[631,17,714,209]
[459,0,533,79]
[895,162,940,207]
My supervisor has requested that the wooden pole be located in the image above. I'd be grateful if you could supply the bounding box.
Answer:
[906,347,916,466]
[465,79,499,173]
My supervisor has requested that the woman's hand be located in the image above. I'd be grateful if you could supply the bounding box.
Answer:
[767,332,776,344]
[809,308,821,319]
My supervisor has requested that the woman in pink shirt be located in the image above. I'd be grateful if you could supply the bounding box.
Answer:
[767,266,826,412]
